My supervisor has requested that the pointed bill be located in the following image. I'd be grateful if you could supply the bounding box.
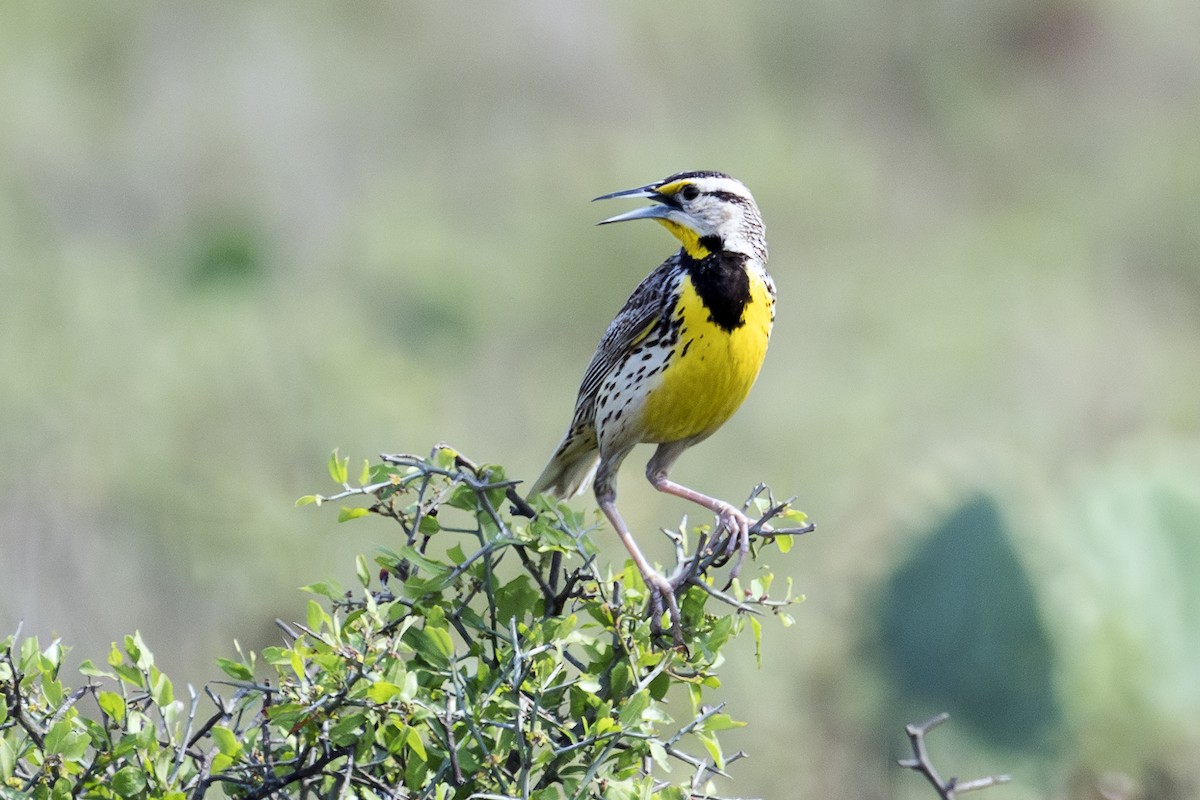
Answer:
[596,204,674,226]
[592,183,660,202]
[594,182,675,226]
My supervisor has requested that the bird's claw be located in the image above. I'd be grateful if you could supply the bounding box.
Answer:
[713,502,770,585]
[643,570,685,647]
[715,503,751,555]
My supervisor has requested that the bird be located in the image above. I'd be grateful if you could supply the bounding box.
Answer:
[528,170,775,643]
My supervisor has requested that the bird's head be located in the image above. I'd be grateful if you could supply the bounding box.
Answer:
[595,171,766,261]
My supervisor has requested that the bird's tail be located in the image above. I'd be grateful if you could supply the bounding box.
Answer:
[527,432,600,500]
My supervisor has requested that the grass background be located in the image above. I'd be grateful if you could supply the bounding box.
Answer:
[2,2,1198,797]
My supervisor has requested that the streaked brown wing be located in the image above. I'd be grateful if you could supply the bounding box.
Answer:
[573,255,681,410]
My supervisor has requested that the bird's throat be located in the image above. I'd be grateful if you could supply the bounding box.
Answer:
[681,250,753,333]
[656,220,713,260]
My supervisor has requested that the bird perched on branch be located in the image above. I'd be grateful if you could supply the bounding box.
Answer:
[528,171,775,644]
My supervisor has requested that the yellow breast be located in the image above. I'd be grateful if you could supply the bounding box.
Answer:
[640,271,773,443]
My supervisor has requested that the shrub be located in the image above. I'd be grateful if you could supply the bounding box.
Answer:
[2,445,808,799]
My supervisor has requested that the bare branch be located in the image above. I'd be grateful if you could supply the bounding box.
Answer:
[898,713,1011,799]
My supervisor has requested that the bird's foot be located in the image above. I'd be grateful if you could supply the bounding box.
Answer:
[713,500,770,585]
[643,569,685,648]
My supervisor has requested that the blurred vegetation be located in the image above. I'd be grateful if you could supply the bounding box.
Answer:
[880,496,1060,751]
[1,2,1198,798]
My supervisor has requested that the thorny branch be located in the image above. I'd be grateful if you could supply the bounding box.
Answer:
[898,713,1012,799]
[366,446,813,630]
[660,482,813,611]
[1,628,48,751]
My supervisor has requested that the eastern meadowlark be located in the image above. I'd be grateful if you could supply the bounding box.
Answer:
[529,171,775,643]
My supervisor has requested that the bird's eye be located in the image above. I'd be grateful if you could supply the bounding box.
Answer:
[680,185,700,202]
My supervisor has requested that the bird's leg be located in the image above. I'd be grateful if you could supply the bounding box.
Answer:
[596,489,684,646]
[647,471,767,584]
[644,444,764,582]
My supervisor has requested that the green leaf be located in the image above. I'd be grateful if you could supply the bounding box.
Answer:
[396,545,453,578]
[699,713,746,732]
[749,615,765,668]
[328,712,365,746]
[401,670,419,702]
[447,484,478,511]
[609,661,632,697]
[432,446,457,469]
[307,599,328,631]
[150,669,174,706]
[366,680,401,704]
[112,661,145,688]
[356,554,371,588]
[592,716,618,737]
[216,657,253,681]
[135,717,158,748]
[126,631,154,670]
[405,726,428,761]
[43,640,66,672]
[0,739,15,781]
[261,645,288,664]
[408,625,454,668]
[783,506,808,524]
[648,669,672,701]
[295,494,319,507]
[495,575,539,622]
[301,579,345,600]
[211,725,242,757]
[359,458,372,486]
[290,649,306,681]
[775,533,794,553]
[648,740,671,772]
[696,730,724,770]
[19,636,39,673]
[338,506,370,522]
[98,690,126,722]
[618,689,650,728]
[368,462,402,483]
[78,659,115,679]
[479,464,507,482]
[601,777,641,800]
[328,449,349,484]
[44,720,89,760]
[110,765,148,797]
[42,672,64,706]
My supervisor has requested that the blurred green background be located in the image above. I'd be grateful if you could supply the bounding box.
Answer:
[2,2,1198,797]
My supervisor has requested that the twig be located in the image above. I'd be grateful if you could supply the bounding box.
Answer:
[898,713,1011,798]
[1,641,46,748]
[682,576,762,615]
[336,750,355,800]
[49,682,97,726]
[186,687,233,749]
[235,745,354,800]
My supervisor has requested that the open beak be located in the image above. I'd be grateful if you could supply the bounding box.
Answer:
[593,183,676,226]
